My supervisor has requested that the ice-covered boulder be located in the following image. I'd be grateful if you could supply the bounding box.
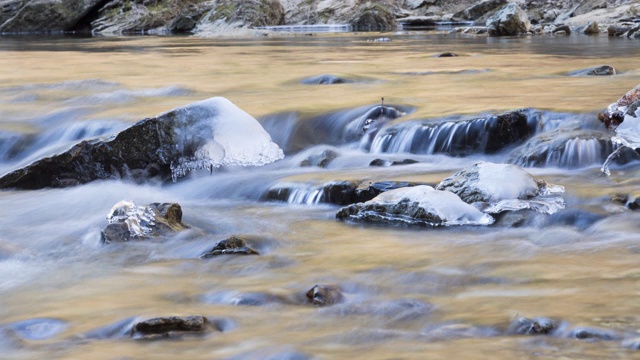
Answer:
[600,83,640,175]
[436,162,565,214]
[336,185,494,226]
[0,97,284,189]
[101,201,188,243]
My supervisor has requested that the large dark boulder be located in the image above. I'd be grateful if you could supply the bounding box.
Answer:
[454,0,508,21]
[132,316,209,340]
[486,3,531,36]
[0,97,283,190]
[0,0,105,33]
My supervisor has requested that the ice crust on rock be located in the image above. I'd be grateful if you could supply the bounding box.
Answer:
[107,200,156,238]
[338,185,495,226]
[602,104,640,175]
[166,97,284,181]
[437,162,565,215]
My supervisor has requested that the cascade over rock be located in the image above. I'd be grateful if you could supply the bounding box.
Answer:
[0,97,284,189]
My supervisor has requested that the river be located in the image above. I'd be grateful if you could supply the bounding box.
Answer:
[1,32,640,359]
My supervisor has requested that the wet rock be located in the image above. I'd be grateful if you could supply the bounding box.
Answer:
[486,3,531,36]
[300,149,338,168]
[354,181,424,203]
[101,201,188,243]
[200,236,259,258]
[434,52,458,57]
[608,24,632,37]
[599,83,640,130]
[264,180,358,206]
[568,327,620,341]
[552,24,571,35]
[369,158,419,167]
[132,316,209,339]
[455,0,508,21]
[507,317,558,336]
[336,185,494,226]
[437,162,546,204]
[582,21,600,35]
[306,284,344,306]
[0,97,283,190]
[507,129,640,169]
[370,110,535,156]
[567,65,617,76]
[453,26,488,35]
[300,74,354,85]
[0,0,104,33]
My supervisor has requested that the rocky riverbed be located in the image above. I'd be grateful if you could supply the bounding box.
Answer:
[1,0,639,38]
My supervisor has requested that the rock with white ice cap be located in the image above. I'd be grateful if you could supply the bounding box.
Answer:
[600,84,640,175]
[0,97,284,189]
[436,162,565,215]
[336,185,495,226]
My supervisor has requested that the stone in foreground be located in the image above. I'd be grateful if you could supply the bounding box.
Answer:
[132,316,208,340]
[336,185,494,226]
[306,285,344,306]
[200,236,259,258]
[101,201,187,243]
[0,97,284,189]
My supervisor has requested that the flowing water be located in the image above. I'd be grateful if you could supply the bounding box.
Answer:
[1,32,640,359]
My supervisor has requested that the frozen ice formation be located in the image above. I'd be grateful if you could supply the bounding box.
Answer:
[107,200,156,238]
[167,97,285,181]
[336,185,495,226]
[600,84,640,175]
[437,162,565,215]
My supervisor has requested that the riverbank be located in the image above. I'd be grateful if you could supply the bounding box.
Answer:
[0,0,638,37]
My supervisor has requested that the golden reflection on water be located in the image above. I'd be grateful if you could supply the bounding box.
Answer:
[1,33,640,359]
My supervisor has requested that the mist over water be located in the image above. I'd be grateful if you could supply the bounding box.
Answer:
[1,33,640,359]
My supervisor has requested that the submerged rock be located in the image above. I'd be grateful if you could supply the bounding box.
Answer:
[567,65,617,76]
[507,317,558,336]
[101,201,187,243]
[3,318,68,341]
[132,316,209,340]
[436,162,565,215]
[200,236,259,258]
[0,97,284,189]
[486,3,531,36]
[306,284,344,306]
[568,327,621,341]
[300,74,354,85]
[336,185,494,226]
[299,149,339,168]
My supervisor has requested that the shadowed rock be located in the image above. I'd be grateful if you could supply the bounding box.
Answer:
[306,284,344,306]
[132,316,208,339]
[507,317,558,335]
[455,0,508,21]
[568,327,621,341]
[0,0,106,33]
[200,236,259,258]
[567,65,617,76]
[300,75,354,85]
[0,97,283,190]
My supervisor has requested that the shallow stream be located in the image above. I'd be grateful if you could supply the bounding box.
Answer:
[1,32,640,359]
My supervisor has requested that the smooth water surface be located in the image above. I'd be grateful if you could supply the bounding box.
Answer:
[1,32,640,359]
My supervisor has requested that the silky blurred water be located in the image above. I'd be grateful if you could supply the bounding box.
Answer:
[1,32,640,359]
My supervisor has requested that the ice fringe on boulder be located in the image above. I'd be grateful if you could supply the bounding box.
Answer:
[337,185,495,226]
[601,84,640,175]
[107,200,155,238]
[167,97,285,181]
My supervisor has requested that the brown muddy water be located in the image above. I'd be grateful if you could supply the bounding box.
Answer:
[0,32,640,359]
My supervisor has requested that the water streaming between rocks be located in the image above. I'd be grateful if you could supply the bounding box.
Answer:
[1,33,640,359]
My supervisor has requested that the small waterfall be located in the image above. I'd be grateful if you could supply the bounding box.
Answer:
[507,130,627,168]
[259,104,413,154]
[263,181,357,206]
[371,110,536,155]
